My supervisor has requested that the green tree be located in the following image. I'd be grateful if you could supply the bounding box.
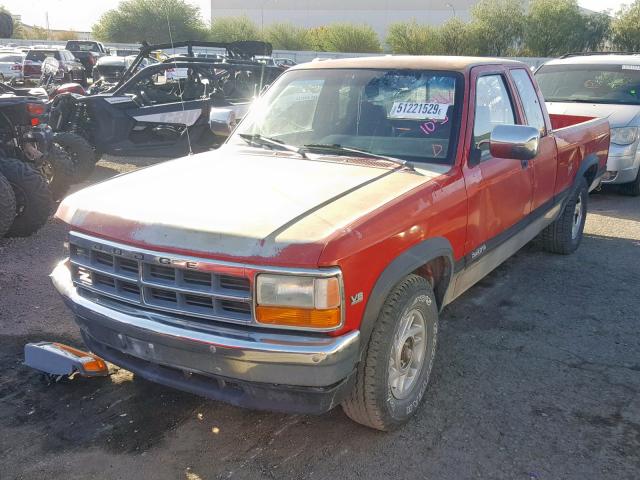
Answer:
[209,16,261,42]
[386,21,441,55]
[469,0,525,56]
[611,1,640,51]
[582,11,611,52]
[437,18,471,55]
[311,23,381,53]
[524,0,586,56]
[92,0,206,43]
[264,22,311,50]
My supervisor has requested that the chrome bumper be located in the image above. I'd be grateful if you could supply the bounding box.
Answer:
[51,261,360,388]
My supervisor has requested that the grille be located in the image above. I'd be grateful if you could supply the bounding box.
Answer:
[69,236,253,324]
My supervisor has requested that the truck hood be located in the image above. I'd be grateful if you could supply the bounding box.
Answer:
[57,146,442,265]
[546,101,640,127]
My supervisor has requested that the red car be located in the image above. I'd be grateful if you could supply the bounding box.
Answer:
[52,56,609,430]
[23,48,85,85]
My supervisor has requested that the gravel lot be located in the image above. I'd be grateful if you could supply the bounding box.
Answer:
[1,156,639,480]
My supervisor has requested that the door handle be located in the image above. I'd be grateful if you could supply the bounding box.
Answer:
[520,159,529,169]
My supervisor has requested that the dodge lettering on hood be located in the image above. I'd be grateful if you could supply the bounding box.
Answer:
[52,56,610,430]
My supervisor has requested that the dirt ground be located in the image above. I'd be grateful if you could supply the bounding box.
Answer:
[1,156,639,480]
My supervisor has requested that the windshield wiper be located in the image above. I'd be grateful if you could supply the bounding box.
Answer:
[238,133,308,158]
[301,144,414,170]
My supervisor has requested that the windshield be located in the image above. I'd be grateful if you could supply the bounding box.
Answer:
[231,68,461,165]
[537,64,640,105]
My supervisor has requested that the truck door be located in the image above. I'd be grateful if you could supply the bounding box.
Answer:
[509,68,558,210]
[462,66,534,262]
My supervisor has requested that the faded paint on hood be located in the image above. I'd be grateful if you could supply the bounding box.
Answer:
[546,101,640,128]
[57,146,443,265]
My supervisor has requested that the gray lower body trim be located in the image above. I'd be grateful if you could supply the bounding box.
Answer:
[446,200,562,304]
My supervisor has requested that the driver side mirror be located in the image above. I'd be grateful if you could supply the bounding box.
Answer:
[489,124,540,161]
[209,107,236,137]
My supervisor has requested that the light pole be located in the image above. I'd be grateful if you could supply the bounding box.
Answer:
[445,2,456,18]
[261,0,273,32]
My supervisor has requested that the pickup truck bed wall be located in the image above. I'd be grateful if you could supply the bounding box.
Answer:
[550,114,610,195]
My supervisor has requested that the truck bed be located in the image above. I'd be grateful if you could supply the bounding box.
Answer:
[550,114,610,193]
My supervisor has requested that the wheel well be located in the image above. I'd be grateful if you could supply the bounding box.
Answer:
[412,256,452,309]
[584,164,598,186]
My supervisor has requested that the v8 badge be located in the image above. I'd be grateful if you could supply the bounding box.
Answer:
[350,292,364,306]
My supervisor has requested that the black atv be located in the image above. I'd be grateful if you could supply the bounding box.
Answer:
[0,92,74,237]
[49,40,284,158]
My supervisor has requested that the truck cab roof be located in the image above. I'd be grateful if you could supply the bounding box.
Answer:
[295,55,528,72]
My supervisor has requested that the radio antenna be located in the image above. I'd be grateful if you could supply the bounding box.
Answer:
[165,12,194,155]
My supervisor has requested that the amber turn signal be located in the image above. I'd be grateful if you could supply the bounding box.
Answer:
[53,342,108,374]
[256,306,341,329]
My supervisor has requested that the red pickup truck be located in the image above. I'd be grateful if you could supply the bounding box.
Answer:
[51,57,609,430]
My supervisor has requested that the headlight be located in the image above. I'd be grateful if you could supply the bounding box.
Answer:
[610,126,639,146]
[256,274,342,329]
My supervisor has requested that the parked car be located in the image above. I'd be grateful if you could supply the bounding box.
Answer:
[91,55,153,85]
[0,51,24,82]
[51,56,609,430]
[274,57,296,68]
[65,40,107,76]
[23,48,85,86]
[49,40,283,158]
[536,53,640,195]
[109,48,140,57]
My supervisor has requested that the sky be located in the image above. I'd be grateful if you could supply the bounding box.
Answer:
[0,0,633,32]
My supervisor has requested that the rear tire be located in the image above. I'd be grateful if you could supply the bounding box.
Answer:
[0,172,16,237]
[620,170,640,197]
[53,132,96,182]
[540,177,588,255]
[0,158,53,237]
[41,143,75,200]
[341,275,438,431]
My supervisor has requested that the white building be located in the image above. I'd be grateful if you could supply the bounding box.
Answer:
[211,0,480,36]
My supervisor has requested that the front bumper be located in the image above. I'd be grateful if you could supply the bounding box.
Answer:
[603,148,640,184]
[51,261,360,414]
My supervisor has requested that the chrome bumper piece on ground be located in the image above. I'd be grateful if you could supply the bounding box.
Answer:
[51,261,360,413]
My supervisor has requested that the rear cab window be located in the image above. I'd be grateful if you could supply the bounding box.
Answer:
[26,50,60,62]
[511,69,546,134]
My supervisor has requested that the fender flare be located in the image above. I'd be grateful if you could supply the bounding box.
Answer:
[357,237,455,354]
[576,152,602,191]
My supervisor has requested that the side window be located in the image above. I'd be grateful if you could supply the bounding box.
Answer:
[473,75,516,160]
[511,69,546,134]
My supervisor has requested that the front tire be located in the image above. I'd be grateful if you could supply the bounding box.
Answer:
[0,158,53,237]
[342,275,438,431]
[540,177,588,255]
[0,172,16,237]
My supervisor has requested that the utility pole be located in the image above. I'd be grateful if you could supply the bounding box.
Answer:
[45,11,50,40]
[445,2,456,18]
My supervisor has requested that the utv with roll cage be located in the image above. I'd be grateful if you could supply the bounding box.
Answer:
[48,40,285,158]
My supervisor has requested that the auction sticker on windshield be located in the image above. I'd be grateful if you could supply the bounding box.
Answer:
[389,102,448,120]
